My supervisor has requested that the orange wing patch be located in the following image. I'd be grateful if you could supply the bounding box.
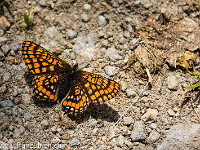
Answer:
[22,41,70,75]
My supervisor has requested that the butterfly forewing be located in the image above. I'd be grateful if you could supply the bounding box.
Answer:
[22,41,71,75]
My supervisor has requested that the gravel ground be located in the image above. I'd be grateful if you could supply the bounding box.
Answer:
[0,0,200,150]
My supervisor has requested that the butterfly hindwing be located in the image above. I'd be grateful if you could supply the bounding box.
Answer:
[79,71,120,104]
[22,41,71,75]
[32,74,61,102]
[61,81,90,115]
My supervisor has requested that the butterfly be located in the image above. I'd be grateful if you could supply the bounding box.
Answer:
[22,41,120,115]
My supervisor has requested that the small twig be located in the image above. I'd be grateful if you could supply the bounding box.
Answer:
[146,68,153,83]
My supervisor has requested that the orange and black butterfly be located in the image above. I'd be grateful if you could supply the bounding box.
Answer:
[22,41,120,115]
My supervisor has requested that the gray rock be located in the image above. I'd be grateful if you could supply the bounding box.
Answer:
[51,126,57,134]
[123,31,130,38]
[117,135,126,147]
[130,121,147,141]
[143,3,152,9]
[81,13,90,22]
[150,123,157,129]
[33,6,42,13]
[89,119,97,128]
[134,0,141,5]
[39,0,47,6]
[22,94,31,104]
[24,113,31,121]
[138,89,149,96]
[105,47,122,61]
[83,4,91,11]
[2,72,10,82]
[0,113,9,131]
[167,108,176,117]
[13,126,25,138]
[1,44,10,55]
[0,37,8,43]
[141,109,158,122]
[8,139,14,144]
[123,117,134,125]
[146,130,160,144]
[126,89,137,97]
[52,136,61,143]
[119,37,126,44]
[41,119,49,127]
[11,108,17,115]
[157,123,200,150]
[111,138,117,146]
[104,66,119,76]
[0,100,13,107]
[124,139,133,148]
[167,74,179,90]
[66,29,77,39]
[97,15,107,26]
[69,139,80,146]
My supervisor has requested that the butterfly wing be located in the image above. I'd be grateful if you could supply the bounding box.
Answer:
[32,74,64,102]
[61,81,90,115]
[79,71,120,104]
[22,41,71,75]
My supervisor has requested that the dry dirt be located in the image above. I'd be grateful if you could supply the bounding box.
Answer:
[0,0,200,150]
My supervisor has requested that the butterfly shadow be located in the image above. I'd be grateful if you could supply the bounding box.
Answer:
[67,103,120,124]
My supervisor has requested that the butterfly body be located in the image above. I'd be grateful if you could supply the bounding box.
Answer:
[22,41,120,115]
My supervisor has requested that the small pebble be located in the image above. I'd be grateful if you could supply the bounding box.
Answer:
[81,14,90,22]
[126,89,137,97]
[104,65,119,76]
[123,117,134,125]
[146,130,160,144]
[24,113,31,121]
[66,29,77,39]
[1,44,10,55]
[22,94,31,104]
[101,39,109,47]
[52,136,61,143]
[117,135,126,147]
[150,123,157,129]
[141,109,158,121]
[83,4,91,10]
[2,72,10,82]
[69,139,80,147]
[13,97,21,104]
[97,15,107,26]
[130,121,147,141]
[5,56,15,64]
[167,109,176,117]
[124,140,133,148]
[167,74,179,90]
[41,119,49,128]
[89,119,97,128]
[105,47,122,62]
[0,84,7,93]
